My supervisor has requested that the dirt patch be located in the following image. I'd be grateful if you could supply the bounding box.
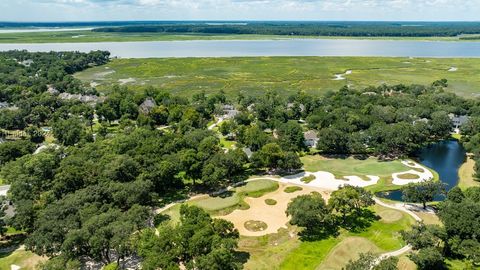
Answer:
[218,183,330,236]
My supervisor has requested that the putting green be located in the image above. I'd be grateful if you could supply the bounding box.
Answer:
[301,156,409,179]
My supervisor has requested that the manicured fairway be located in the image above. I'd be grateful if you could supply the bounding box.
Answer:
[458,157,480,190]
[76,57,480,98]
[169,179,279,215]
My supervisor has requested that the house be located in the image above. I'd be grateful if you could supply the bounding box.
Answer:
[47,85,59,95]
[304,130,319,148]
[450,114,469,129]
[59,93,103,105]
[221,104,239,119]
[19,59,34,67]
[139,98,156,114]
[287,102,305,112]
[413,118,429,125]
[448,113,469,134]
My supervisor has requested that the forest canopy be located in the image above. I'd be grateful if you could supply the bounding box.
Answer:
[93,21,480,37]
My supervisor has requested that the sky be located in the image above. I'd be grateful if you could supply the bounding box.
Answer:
[1,0,480,22]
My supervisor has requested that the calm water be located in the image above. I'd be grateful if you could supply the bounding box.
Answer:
[0,28,93,34]
[379,140,466,201]
[1,39,480,58]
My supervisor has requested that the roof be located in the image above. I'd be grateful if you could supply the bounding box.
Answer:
[304,130,319,141]
[139,98,156,114]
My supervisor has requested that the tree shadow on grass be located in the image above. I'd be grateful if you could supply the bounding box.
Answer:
[298,224,340,242]
[342,209,380,233]
[235,250,250,266]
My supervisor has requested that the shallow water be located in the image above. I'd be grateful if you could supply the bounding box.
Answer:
[1,39,480,58]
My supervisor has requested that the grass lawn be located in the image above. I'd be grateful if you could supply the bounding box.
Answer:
[396,173,420,180]
[220,137,236,150]
[397,256,417,270]
[301,155,409,179]
[75,57,480,98]
[318,237,380,270]
[0,249,47,270]
[458,157,480,190]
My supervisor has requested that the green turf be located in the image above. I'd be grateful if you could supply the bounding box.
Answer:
[284,186,303,193]
[301,156,409,179]
[75,57,480,98]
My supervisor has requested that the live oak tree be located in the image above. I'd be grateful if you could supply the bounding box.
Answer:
[344,252,398,270]
[409,247,446,270]
[286,193,337,239]
[401,181,446,209]
[401,222,445,250]
[252,143,301,172]
[137,205,241,270]
[329,185,375,223]
[52,117,88,146]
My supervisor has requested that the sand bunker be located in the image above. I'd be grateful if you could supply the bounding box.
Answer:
[448,67,458,72]
[280,171,380,190]
[218,183,330,236]
[391,160,433,185]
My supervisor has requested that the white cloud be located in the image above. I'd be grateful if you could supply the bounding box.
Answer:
[3,0,480,21]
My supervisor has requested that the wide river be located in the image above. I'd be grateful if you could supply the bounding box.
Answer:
[1,39,480,58]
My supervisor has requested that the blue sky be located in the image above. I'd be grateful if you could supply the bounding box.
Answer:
[1,0,480,21]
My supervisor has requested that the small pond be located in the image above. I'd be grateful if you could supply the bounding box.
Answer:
[378,140,466,201]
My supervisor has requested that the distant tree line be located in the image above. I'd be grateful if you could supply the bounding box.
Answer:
[94,21,480,37]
